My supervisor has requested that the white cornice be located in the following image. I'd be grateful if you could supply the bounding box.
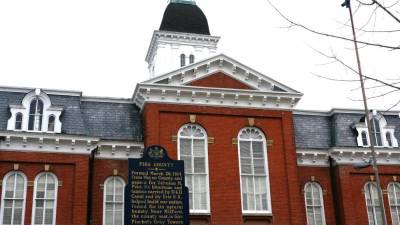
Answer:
[0,131,144,159]
[0,85,82,97]
[297,147,400,167]
[134,83,302,111]
[145,30,220,63]
[294,108,400,116]
[81,96,133,104]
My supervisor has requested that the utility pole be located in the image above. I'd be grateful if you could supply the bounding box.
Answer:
[341,0,387,224]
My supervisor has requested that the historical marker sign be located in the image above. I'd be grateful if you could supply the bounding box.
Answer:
[125,145,189,225]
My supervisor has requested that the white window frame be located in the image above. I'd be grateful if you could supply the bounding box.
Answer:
[238,127,271,214]
[177,124,210,214]
[102,176,125,225]
[0,171,27,225]
[354,113,398,148]
[364,182,384,225]
[7,89,63,133]
[388,182,400,225]
[31,172,58,225]
[304,182,326,225]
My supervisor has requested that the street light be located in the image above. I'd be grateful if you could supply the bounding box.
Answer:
[341,0,388,224]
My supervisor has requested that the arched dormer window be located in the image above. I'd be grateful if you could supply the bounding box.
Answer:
[386,132,393,147]
[371,118,382,146]
[48,115,55,132]
[189,54,195,64]
[361,131,368,146]
[354,112,398,148]
[180,54,186,67]
[238,127,271,213]
[178,124,210,213]
[28,97,44,131]
[15,113,23,130]
[7,89,63,133]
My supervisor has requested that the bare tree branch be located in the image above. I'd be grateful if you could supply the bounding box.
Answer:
[266,0,400,50]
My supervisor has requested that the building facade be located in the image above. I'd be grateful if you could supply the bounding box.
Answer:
[0,1,399,225]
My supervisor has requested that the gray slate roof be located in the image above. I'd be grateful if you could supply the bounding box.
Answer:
[294,112,400,149]
[0,90,143,141]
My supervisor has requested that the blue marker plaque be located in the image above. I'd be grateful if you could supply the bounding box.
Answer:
[125,145,189,225]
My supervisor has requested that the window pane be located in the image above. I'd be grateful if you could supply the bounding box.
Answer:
[34,173,57,225]
[103,177,125,225]
[193,139,205,157]
[304,182,325,225]
[180,139,191,156]
[193,157,206,173]
[240,141,251,158]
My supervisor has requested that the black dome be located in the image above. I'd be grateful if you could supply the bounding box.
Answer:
[159,2,210,35]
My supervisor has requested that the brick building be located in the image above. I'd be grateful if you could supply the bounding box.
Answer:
[0,1,399,225]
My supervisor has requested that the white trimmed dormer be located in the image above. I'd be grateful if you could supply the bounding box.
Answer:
[7,89,63,133]
[354,110,399,148]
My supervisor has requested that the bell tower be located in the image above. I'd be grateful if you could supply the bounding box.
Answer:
[145,0,220,77]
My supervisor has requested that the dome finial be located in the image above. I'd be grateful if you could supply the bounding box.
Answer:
[170,0,196,5]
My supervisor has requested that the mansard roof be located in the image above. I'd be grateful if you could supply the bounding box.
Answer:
[0,87,143,141]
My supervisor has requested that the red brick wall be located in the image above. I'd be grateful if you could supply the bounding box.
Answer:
[334,165,400,225]
[91,159,128,225]
[298,167,337,225]
[0,151,89,225]
[142,103,305,225]
[188,72,255,90]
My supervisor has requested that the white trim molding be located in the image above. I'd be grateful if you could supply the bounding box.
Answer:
[297,147,400,167]
[0,131,144,159]
[134,54,303,111]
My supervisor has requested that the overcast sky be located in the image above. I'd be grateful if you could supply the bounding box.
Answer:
[0,0,399,111]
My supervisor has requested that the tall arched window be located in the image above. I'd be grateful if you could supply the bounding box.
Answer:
[180,54,186,67]
[388,182,400,225]
[238,127,270,213]
[371,118,383,146]
[103,176,125,225]
[304,182,326,225]
[28,98,44,131]
[32,172,58,225]
[178,124,209,212]
[364,182,384,225]
[189,54,195,64]
[15,113,23,130]
[47,115,55,132]
[0,171,27,225]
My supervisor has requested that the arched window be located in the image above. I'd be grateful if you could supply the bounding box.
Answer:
[361,131,368,146]
[189,54,195,64]
[15,113,23,130]
[304,182,326,225]
[0,171,27,225]
[238,127,270,213]
[103,176,125,225]
[178,124,209,212]
[28,98,44,131]
[180,54,186,67]
[32,172,58,225]
[387,132,393,147]
[388,182,400,225]
[371,118,383,146]
[48,115,55,132]
[364,182,384,225]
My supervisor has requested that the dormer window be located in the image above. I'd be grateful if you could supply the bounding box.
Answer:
[15,113,23,130]
[28,97,44,131]
[189,54,195,64]
[354,112,398,148]
[7,89,63,133]
[48,115,55,132]
[371,118,382,146]
[180,54,186,67]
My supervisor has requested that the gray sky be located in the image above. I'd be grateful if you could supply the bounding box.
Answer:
[1,0,399,111]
